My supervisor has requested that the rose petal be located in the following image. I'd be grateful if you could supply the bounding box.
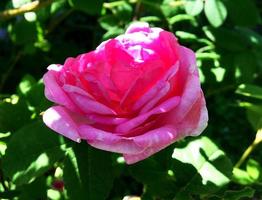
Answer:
[123,126,177,164]
[125,22,150,34]
[139,82,170,114]
[68,92,117,115]
[176,91,208,137]
[138,62,179,113]
[78,125,144,154]
[192,93,208,136]
[63,84,94,99]
[132,62,179,111]
[87,114,128,125]
[43,106,81,142]
[116,96,180,134]
[163,74,201,125]
[43,70,80,113]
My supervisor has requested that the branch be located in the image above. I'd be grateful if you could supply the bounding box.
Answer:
[234,129,262,168]
[0,51,22,92]
[133,0,142,21]
[0,0,54,20]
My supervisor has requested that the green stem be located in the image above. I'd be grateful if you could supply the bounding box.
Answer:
[0,0,55,20]
[234,129,262,168]
[133,0,142,21]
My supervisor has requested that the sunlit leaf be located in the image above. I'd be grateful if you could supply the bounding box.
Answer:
[63,143,114,200]
[17,74,36,96]
[236,84,262,100]
[204,0,227,27]
[68,0,103,15]
[3,122,68,185]
[185,0,203,16]
[0,96,31,132]
[232,168,255,185]
[246,159,261,181]
[172,136,232,197]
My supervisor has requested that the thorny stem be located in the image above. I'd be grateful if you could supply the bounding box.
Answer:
[205,84,236,98]
[46,9,74,34]
[234,129,262,168]
[0,0,54,20]
[133,0,142,21]
[0,51,23,92]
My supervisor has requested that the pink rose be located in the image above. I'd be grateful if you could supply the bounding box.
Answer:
[43,22,208,164]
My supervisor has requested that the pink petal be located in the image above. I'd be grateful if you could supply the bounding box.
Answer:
[137,62,179,113]
[125,22,151,34]
[87,114,128,125]
[78,125,144,154]
[119,63,165,108]
[43,106,81,142]
[115,96,180,134]
[63,84,94,99]
[132,80,167,111]
[192,93,208,136]
[139,83,170,114]
[68,92,117,115]
[43,70,80,113]
[176,91,208,137]
[104,39,139,94]
[123,126,177,164]
[172,74,201,122]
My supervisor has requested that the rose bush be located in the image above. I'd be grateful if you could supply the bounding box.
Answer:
[42,22,208,164]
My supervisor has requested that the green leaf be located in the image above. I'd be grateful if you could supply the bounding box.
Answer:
[114,2,132,21]
[223,187,255,200]
[8,20,37,45]
[234,52,258,83]
[232,168,255,185]
[26,80,52,112]
[175,31,197,41]
[173,136,232,197]
[3,122,67,185]
[50,0,67,14]
[63,143,114,200]
[18,177,47,200]
[204,0,227,27]
[99,15,119,31]
[169,14,197,26]
[17,74,36,96]
[239,103,262,131]
[0,191,20,199]
[211,67,226,82]
[103,27,124,40]
[0,96,31,132]
[185,0,204,16]
[236,84,262,100]
[161,0,181,18]
[17,76,51,112]
[225,0,261,27]
[139,16,161,23]
[236,27,262,48]
[246,159,261,181]
[129,158,177,199]
[203,27,250,51]
[68,0,103,15]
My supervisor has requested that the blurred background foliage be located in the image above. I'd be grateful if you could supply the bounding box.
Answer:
[0,0,262,199]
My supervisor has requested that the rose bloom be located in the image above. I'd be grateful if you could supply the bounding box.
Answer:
[43,22,208,164]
